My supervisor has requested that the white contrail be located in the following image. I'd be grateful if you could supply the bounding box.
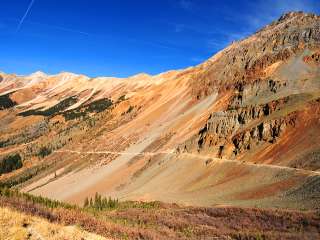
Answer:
[16,0,35,33]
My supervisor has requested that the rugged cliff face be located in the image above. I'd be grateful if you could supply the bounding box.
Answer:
[0,12,319,210]
[178,12,320,171]
[190,12,320,99]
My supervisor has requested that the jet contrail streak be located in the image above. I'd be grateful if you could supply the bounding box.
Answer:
[16,0,35,33]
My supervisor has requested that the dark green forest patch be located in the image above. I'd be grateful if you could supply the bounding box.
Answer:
[86,98,113,113]
[37,146,52,159]
[19,96,78,117]
[0,154,22,175]
[63,98,113,120]
[0,93,17,110]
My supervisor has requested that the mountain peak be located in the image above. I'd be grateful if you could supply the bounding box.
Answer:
[277,11,316,22]
[129,73,152,80]
[29,71,47,78]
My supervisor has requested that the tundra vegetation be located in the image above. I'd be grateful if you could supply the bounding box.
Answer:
[0,187,319,240]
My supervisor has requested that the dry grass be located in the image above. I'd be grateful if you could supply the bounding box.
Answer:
[0,207,107,240]
[0,191,319,240]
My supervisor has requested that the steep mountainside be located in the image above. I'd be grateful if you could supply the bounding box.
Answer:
[0,12,319,210]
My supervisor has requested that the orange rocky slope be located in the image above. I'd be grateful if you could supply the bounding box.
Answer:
[0,11,319,210]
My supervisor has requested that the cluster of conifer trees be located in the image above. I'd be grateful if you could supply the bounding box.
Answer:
[83,192,119,210]
[0,154,22,175]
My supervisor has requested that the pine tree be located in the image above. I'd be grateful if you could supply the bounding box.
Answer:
[84,197,89,207]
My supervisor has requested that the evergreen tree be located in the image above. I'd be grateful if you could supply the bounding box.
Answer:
[84,197,89,207]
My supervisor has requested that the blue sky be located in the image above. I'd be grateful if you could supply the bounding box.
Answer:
[0,0,319,77]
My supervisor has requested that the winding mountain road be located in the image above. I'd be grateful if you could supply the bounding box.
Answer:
[55,149,175,156]
[54,149,320,176]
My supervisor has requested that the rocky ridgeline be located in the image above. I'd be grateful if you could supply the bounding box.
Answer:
[190,12,320,100]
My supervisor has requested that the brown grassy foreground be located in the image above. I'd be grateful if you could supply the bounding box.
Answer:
[0,207,107,240]
[0,189,319,239]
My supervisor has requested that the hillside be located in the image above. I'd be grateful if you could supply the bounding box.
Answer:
[1,189,319,239]
[0,207,107,240]
[0,11,319,214]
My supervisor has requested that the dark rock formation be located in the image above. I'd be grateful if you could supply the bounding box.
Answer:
[190,12,320,100]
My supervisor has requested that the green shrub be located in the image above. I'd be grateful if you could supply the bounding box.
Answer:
[38,146,52,158]
[126,106,134,113]
[0,140,9,148]
[0,93,17,110]
[117,95,126,102]
[0,154,22,175]
[84,197,89,207]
